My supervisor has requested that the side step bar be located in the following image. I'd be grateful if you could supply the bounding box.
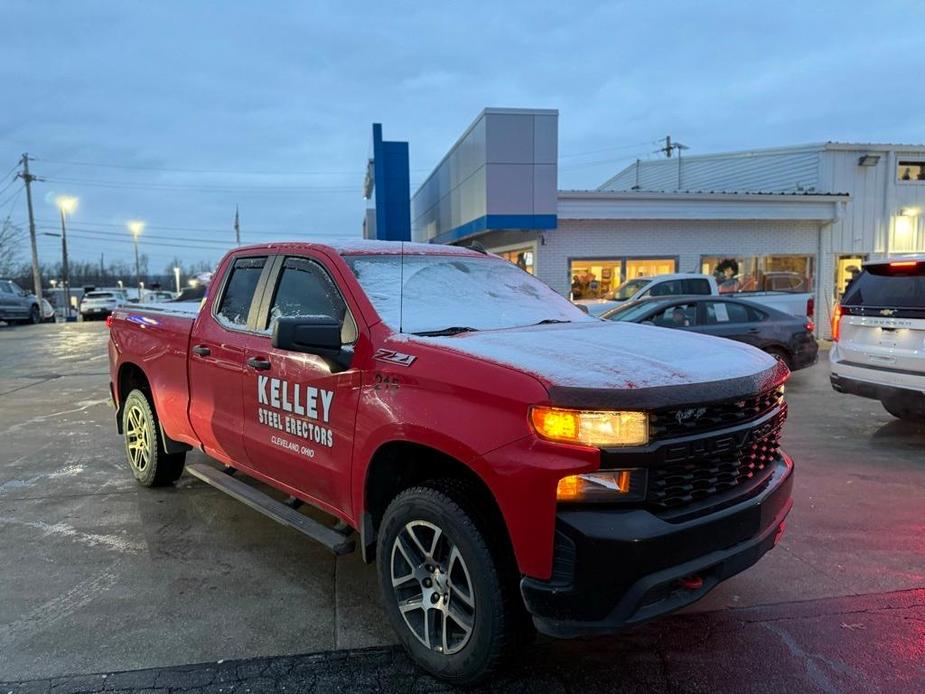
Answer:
[186,462,356,555]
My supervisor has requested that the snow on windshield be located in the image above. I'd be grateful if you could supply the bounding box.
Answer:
[346,255,592,333]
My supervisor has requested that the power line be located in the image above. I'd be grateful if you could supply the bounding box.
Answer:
[34,217,327,237]
[0,185,24,220]
[42,177,360,194]
[35,157,363,177]
[558,140,660,160]
[0,183,24,210]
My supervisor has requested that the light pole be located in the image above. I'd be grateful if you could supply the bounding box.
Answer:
[128,221,144,299]
[173,266,181,294]
[55,196,78,321]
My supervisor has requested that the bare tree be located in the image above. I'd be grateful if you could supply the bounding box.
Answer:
[0,218,24,277]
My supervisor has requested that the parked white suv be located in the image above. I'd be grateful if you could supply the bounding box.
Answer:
[79,291,122,320]
[830,256,925,422]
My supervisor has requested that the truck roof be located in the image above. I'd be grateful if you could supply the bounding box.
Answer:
[235,238,486,257]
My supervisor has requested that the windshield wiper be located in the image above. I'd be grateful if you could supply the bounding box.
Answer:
[412,326,479,337]
[533,319,572,325]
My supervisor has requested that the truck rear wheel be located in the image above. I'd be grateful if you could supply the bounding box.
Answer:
[122,389,186,486]
[376,484,518,685]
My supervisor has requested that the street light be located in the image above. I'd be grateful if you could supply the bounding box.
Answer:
[128,220,144,298]
[173,266,181,294]
[55,196,78,321]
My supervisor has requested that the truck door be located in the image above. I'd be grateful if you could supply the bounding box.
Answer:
[242,254,361,516]
[189,255,271,467]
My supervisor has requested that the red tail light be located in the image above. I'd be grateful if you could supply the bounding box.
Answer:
[889,260,918,268]
[806,296,814,318]
[105,315,114,328]
[832,304,842,342]
[806,318,815,333]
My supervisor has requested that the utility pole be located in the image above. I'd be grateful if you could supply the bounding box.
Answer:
[17,154,42,303]
[59,206,72,320]
[100,252,104,282]
[660,135,674,158]
[234,204,240,245]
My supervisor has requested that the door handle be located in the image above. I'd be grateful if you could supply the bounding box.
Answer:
[247,356,272,371]
[747,328,761,334]
[192,345,211,357]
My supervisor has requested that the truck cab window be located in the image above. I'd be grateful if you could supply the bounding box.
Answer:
[216,257,266,327]
[266,257,357,343]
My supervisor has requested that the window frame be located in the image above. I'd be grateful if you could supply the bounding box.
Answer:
[703,299,759,326]
[897,159,925,185]
[211,254,274,334]
[253,253,359,345]
[649,300,701,328]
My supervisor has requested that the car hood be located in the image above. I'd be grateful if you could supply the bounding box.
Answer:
[419,321,785,408]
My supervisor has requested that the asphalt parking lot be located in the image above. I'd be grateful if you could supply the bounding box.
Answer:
[1,321,924,692]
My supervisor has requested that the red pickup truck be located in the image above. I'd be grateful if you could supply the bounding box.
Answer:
[108,240,793,683]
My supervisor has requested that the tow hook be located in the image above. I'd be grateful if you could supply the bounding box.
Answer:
[678,574,704,591]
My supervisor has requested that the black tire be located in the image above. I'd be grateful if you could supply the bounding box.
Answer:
[376,483,520,685]
[121,389,186,486]
[29,305,40,324]
[764,347,792,370]
[882,399,925,423]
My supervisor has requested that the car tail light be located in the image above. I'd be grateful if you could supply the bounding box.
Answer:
[832,304,842,342]
[806,296,814,318]
[105,315,114,328]
[806,318,815,333]
[889,260,918,268]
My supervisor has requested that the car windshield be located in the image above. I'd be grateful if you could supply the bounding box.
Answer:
[85,292,114,299]
[603,301,661,322]
[612,278,649,300]
[344,254,592,334]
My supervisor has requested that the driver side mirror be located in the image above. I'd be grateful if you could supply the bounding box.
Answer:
[272,315,353,372]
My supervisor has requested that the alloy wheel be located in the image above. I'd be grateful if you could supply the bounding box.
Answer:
[125,404,151,473]
[390,520,476,655]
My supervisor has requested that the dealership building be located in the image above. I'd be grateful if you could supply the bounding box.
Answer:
[364,108,925,336]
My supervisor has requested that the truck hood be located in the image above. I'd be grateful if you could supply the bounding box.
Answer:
[420,321,785,409]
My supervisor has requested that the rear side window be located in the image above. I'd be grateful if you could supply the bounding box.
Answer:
[216,257,266,327]
[704,301,755,324]
[842,264,925,308]
[266,257,357,343]
[648,280,684,297]
[0,283,12,294]
[684,278,711,294]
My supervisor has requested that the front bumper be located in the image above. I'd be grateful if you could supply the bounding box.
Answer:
[521,452,793,638]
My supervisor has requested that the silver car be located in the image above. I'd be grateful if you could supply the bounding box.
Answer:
[0,279,42,324]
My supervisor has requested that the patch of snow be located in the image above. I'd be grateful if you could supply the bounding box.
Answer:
[346,255,592,333]
[124,301,201,315]
[417,321,776,389]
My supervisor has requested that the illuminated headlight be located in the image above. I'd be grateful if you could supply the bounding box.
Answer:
[556,469,647,503]
[530,406,649,447]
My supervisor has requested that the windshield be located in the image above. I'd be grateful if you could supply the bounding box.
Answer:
[603,301,660,322]
[345,254,592,334]
[85,292,114,299]
[612,278,649,300]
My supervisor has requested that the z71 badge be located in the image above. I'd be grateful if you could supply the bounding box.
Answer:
[374,348,416,367]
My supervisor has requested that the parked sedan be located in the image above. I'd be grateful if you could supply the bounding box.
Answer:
[601,295,818,371]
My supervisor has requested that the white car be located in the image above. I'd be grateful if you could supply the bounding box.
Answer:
[830,256,925,422]
[79,290,122,321]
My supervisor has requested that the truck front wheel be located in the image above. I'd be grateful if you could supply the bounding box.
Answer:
[122,389,185,486]
[376,484,518,684]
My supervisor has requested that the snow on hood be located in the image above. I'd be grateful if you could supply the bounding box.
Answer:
[418,321,776,390]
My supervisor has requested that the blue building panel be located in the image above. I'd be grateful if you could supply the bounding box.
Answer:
[365,123,411,242]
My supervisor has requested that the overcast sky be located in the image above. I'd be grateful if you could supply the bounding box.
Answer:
[1,1,923,272]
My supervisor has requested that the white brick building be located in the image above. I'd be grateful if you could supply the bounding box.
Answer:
[408,109,925,337]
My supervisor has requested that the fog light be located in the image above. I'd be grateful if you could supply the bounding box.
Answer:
[556,469,646,503]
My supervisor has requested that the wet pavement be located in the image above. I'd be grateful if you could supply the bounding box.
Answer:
[1,321,924,692]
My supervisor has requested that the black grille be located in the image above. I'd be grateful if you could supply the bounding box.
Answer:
[650,386,784,440]
[646,408,785,512]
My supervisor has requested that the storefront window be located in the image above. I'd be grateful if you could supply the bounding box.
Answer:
[625,258,676,280]
[496,247,535,275]
[570,259,621,300]
[834,255,865,299]
[700,255,814,294]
